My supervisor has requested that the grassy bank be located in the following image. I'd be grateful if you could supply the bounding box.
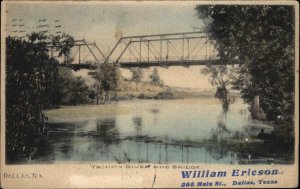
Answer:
[115,78,224,100]
[116,79,178,100]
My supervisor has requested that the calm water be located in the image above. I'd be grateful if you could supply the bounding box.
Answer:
[13,98,293,164]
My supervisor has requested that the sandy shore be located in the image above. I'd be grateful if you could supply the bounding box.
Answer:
[43,104,131,123]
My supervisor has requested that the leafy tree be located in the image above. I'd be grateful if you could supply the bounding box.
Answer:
[93,63,120,103]
[195,5,295,121]
[150,68,163,86]
[201,65,236,111]
[56,67,91,105]
[51,33,75,63]
[6,32,74,160]
[130,67,143,83]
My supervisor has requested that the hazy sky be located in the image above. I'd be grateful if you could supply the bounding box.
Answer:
[5,1,214,89]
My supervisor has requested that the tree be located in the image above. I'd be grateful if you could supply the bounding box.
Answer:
[51,33,75,63]
[6,32,74,160]
[130,67,143,83]
[195,5,295,121]
[93,63,120,104]
[56,67,91,105]
[150,68,163,86]
[201,64,236,111]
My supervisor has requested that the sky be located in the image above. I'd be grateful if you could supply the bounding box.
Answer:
[5,1,214,89]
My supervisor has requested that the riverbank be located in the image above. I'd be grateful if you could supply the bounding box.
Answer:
[44,103,131,123]
[115,79,240,101]
[116,79,178,100]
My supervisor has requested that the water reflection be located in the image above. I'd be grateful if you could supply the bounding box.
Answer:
[132,117,143,134]
[131,117,143,162]
[149,105,160,124]
[95,118,119,145]
[7,99,294,164]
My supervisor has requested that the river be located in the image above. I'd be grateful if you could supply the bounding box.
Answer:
[12,98,293,164]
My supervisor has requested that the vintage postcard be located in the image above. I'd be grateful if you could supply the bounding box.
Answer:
[1,0,299,188]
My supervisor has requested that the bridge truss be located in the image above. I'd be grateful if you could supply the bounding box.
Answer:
[47,39,105,69]
[105,31,221,68]
[47,31,238,69]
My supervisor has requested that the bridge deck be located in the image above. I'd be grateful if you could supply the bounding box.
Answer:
[118,59,239,68]
[61,59,239,70]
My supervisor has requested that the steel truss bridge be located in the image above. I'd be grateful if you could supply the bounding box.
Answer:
[48,31,238,69]
[47,39,106,69]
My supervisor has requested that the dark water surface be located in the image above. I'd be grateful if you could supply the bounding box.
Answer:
[9,99,293,164]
